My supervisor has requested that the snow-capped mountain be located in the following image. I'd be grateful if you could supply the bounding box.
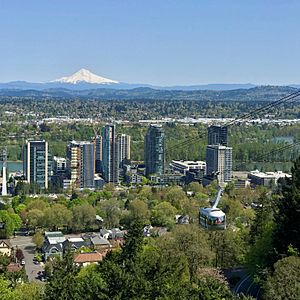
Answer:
[0,68,258,91]
[51,68,119,84]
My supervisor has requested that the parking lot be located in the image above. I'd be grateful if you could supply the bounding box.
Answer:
[10,235,44,282]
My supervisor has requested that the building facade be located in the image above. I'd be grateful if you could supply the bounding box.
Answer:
[23,140,50,189]
[66,141,95,188]
[53,156,66,174]
[170,160,206,184]
[170,160,206,175]
[102,125,118,183]
[208,125,228,146]
[144,125,165,176]
[117,134,131,168]
[94,135,102,174]
[206,145,232,184]
[248,170,291,187]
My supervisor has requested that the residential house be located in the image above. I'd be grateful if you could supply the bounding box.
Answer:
[7,262,22,273]
[100,228,126,240]
[74,251,105,267]
[0,239,12,256]
[42,231,66,260]
[7,263,24,283]
[62,237,87,252]
[82,233,111,251]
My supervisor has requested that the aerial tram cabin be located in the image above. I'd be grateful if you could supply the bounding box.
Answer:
[199,187,226,230]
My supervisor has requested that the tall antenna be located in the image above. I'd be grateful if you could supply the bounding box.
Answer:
[2,147,7,196]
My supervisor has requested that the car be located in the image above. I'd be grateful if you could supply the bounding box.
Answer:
[25,231,34,236]
[21,259,25,265]
[37,273,47,282]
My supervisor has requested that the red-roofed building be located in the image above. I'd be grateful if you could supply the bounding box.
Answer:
[74,251,106,267]
[7,262,22,273]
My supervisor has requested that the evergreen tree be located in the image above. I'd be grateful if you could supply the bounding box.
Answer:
[45,251,79,300]
[264,256,300,300]
[120,220,144,263]
[273,156,300,258]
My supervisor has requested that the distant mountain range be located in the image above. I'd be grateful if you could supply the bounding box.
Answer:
[0,85,297,103]
[0,69,299,101]
[0,68,258,91]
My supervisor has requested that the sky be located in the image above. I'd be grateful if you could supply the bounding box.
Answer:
[0,0,300,85]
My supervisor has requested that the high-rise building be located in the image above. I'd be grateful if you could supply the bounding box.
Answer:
[144,124,165,176]
[51,156,66,191]
[102,125,118,183]
[23,140,50,189]
[206,145,232,184]
[208,125,228,146]
[53,156,66,174]
[66,141,95,188]
[117,134,131,168]
[93,136,102,173]
[2,148,7,196]
[116,134,131,182]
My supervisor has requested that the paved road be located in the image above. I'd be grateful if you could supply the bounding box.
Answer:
[223,268,262,300]
[11,235,44,282]
[234,273,262,300]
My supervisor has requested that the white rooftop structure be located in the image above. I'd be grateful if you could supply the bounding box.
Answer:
[170,160,206,175]
[53,156,66,163]
[67,237,84,243]
[248,170,291,186]
[48,237,66,244]
[45,231,66,244]
[250,170,291,179]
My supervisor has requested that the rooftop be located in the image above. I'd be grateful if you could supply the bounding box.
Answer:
[249,170,291,179]
[53,156,66,162]
[171,160,206,167]
[7,263,22,273]
[74,252,105,263]
[45,231,64,237]
[45,232,66,245]
[69,140,94,146]
[48,237,66,244]
[0,239,12,248]
[67,237,84,243]
[207,144,232,150]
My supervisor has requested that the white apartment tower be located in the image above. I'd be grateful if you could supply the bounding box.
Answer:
[117,134,131,168]
[206,145,232,184]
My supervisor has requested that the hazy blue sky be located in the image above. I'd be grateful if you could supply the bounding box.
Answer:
[0,0,299,85]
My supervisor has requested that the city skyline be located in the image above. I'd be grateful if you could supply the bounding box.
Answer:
[1,1,300,85]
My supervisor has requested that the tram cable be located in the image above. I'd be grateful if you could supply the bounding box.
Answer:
[198,126,300,231]
[167,89,300,153]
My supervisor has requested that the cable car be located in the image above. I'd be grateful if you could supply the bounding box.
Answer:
[199,187,226,230]
[199,207,226,230]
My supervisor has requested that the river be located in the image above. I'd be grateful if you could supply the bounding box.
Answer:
[0,161,23,172]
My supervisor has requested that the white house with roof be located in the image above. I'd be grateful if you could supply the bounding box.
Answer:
[42,231,66,260]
